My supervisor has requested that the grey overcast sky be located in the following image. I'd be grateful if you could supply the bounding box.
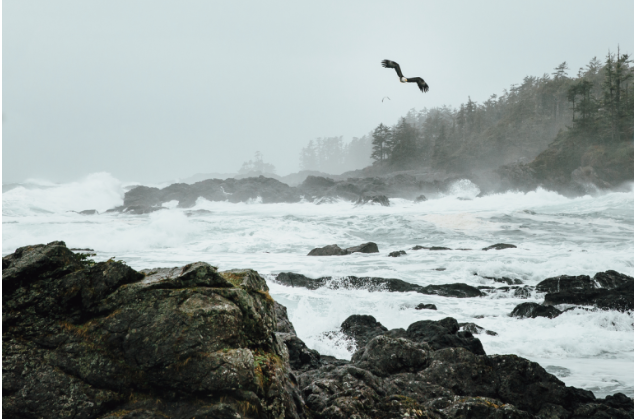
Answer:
[3,0,634,183]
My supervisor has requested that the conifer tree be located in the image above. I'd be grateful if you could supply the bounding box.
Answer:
[371,123,391,163]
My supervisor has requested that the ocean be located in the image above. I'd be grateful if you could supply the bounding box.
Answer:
[3,172,633,398]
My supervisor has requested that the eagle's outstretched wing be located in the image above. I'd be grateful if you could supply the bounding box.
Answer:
[381,59,404,79]
[407,77,429,93]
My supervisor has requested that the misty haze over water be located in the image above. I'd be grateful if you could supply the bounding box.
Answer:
[2,1,634,414]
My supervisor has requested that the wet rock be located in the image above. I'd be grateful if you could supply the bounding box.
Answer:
[388,250,407,257]
[419,347,596,414]
[406,317,486,355]
[3,241,306,419]
[483,243,517,250]
[307,244,346,256]
[340,314,388,348]
[513,286,532,299]
[356,194,390,206]
[274,301,297,335]
[277,333,321,371]
[511,302,562,319]
[345,242,380,254]
[352,335,431,377]
[275,272,326,289]
[415,303,437,310]
[593,270,634,289]
[106,204,166,214]
[544,280,634,312]
[6,241,634,419]
[414,194,428,202]
[420,283,483,298]
[307,242,379,256]
[274,272,421,293]
[599,392,634,415]
[274,272,483,299]
[459,322,498,336]
[536,274,595,293]
[412,245,453,250]
[537,271,633,293]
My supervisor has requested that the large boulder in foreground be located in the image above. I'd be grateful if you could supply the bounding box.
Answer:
[3,241,305,419]
[5,241,633,419]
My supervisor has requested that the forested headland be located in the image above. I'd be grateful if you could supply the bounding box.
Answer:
[299,50,633,194]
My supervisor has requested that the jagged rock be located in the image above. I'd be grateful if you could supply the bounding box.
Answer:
[307,242,379,256]
[274,301,297,335]
[3,241,306,419]
[406,317,486,355]
[277,333,321,371]
[340,315,388,348]
[307,244,346,256]
[5,241,634,419]
[459,322,499,336]
[419,347,596,414]
[414,194,428,202]
[535,271,634,312]
[536,274,596,293]
[536,271,632,293]
[388,250,406,257]
[351,335,431,377]
[415,303,437,310]
[544,281,634,312]
[594,270,634,289]
[511,302,562,319]
[483,243,517,250]
[274,272,483,298]
[356,194,390,206]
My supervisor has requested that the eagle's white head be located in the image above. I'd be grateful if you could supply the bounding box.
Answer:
[400,77,408,83]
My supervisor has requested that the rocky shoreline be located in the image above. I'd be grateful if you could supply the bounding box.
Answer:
[99,159,633,214]
[3,241,633,419]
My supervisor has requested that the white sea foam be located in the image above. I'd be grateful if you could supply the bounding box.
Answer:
[2,173,633,397]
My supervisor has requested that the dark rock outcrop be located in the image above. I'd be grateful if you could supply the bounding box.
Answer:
[307,244,346,256]
[420,283,484,298]
[275,301,297,335]
[344,242,379,254]
[274,272,483,298]
[482,243,517,251]
[544,281,634,312]
[355,195,390,206]
[511,302,563,319]
[6,241,633,419]
[340,315,389,348]
[406,318,486,355]
[3,241,306,419]
[412,245,453,250]
[414,194,428,202]
[537,271,634,312]
[459,322,498,336]
[307,242,379,256]
[415,303,437,310]
[388,250,407,257]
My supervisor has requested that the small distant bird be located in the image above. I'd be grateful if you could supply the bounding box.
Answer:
[381,59,429,93]
[382,96,391,102]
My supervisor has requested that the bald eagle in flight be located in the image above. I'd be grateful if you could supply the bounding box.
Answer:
[381,60,429,93]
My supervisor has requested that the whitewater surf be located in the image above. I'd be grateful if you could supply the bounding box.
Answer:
[3,172,633,398]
